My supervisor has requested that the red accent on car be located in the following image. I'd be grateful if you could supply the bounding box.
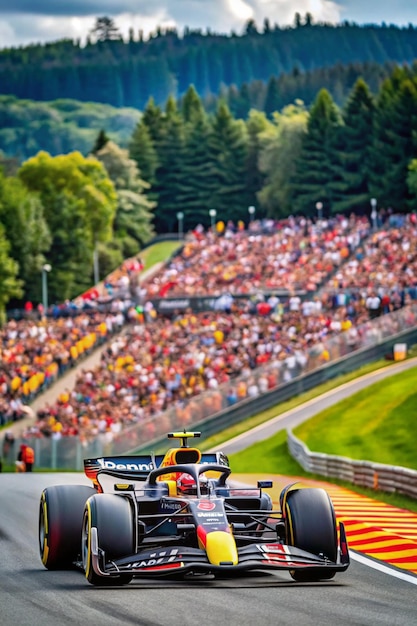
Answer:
[198,500,216,511]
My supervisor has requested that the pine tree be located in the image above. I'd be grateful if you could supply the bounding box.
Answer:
[264,77,281,118]
[91,129,110,154]
[89,17,123,42]
[368,69,417,210]
[128,122,159,185]
[205,101,249,224]
[176,97,212,228]
[152,98,187,232]
[291,89,342,216]
[180,85,202,123]
[141,97,165,143]
[332,78,375,213]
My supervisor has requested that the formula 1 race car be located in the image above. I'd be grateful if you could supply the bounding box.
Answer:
[39,432,349,585]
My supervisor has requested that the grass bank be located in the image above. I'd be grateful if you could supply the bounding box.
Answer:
[201,354,417,513]
[140,240,182,270]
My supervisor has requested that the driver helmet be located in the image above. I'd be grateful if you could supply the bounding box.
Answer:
[177,473,209,496]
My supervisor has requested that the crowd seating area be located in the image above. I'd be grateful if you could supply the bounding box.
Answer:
[7,216,417,440]
[0,310,126,426]
[319,215,417,311]
[141,214,371,297]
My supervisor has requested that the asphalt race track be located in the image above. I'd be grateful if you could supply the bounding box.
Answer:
[0,472,416,626]
[2,358,417,626]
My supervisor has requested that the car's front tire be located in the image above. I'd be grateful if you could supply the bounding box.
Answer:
[82,494,134,586]
[284,487,338,582]
[39,485,96,570]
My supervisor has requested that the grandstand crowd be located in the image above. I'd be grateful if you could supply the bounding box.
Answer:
[1,211,417,445]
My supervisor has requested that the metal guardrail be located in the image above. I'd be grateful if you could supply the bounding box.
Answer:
[287,430,417,499]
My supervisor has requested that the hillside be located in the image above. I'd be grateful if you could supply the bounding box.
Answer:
[0,58,401,162]
[0,22,416,110]
[0,96,140,161]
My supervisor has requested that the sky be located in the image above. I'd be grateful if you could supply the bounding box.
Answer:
[0,1,416,49]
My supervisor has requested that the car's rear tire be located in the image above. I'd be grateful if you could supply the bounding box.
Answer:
[39,485,96,570]
[82,494,134,586]
[284,487,338,582]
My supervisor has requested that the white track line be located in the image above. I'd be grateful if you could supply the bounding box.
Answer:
[350,551,417,585]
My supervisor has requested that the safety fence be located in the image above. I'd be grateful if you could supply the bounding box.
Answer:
[287,430,417,499]
[2,303,417,471]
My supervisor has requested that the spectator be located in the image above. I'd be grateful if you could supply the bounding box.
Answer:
[365,293,381,319]
[21,443,35,471]
[11,211,417,444]
[16,444,26,472]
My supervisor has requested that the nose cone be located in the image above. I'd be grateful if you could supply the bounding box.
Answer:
[205,531,238,566]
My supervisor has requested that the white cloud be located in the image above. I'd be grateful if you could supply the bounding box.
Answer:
[226,0,254,22]
[246,0,342,26]
[0,1,416,48]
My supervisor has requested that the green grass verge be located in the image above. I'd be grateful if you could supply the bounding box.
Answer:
[294,366,417,469]
[201,358,397,452]
[200,353,417,513]
[140,240,182,270]
[227,429,417,513]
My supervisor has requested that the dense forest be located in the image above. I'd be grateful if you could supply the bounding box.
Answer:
[129,66,417,232]
[0,59,398,162]
[0,17,417,110]
[1,16,417,317]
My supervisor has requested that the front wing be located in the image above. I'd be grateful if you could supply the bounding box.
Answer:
[89,523,349,578]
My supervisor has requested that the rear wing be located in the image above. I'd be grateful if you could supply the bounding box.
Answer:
[84,452,229,484]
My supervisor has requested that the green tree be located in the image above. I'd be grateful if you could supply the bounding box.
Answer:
[331,78,375,213]
[91,129,110,154]
[0,170,50,304]
[291,89,342,216]
[206,101,249,224]
[0,152,19,177]
[407,159,417,211]
[264,77,281,118]
[153,97,186,232]
[244,19,258,35]
[18,151,117,301]
[128,121,159,185]
[181,85,203,123]
[176,95,212,228]
[141,98,165,143]
[258,102,308,217]
[245,109,271,218]
[0,223,22,323]
[95,140,155,257]
[89,17,122,42]
[369,70,417,210]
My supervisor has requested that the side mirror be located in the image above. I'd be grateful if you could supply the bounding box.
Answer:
[257,480,273,489]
